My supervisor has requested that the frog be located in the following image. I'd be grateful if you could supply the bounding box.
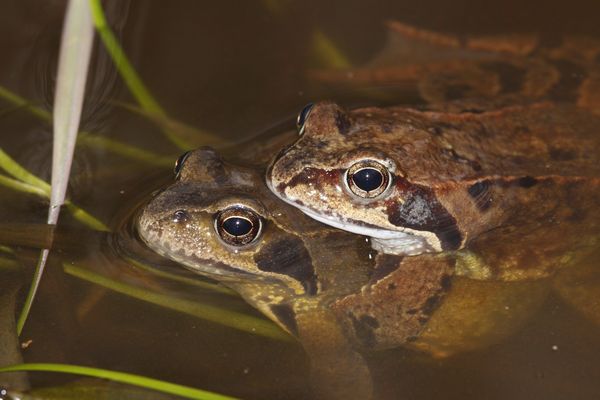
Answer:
[311,21,600,114]
[137,148,550,399]
[267,99,600,281]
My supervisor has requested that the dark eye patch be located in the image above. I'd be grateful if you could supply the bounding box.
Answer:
[254,235,317,295]
[269,304,298,337]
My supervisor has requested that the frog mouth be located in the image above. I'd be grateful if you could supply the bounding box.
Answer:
[266,177,440,255]
[301,205,438,255]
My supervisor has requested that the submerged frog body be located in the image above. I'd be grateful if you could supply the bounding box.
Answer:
[268,101,600,281]
[137,148,548,398]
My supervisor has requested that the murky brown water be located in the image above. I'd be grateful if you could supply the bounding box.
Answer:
[1,1,600,399]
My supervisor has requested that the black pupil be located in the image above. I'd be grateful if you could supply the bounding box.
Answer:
[297,103,314,129]
[222,217,253,236]
[352,168,384,192]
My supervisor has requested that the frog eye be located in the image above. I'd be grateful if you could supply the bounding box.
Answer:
[345,160,391,198]
[174,151,191,179]
[215,206,263,246]
[296,103,314,136]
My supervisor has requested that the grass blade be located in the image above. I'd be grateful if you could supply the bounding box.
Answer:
[0,148,51,193]
[0,171,109,231]
[49,0,94,225]
[0,363,239,400]
[88,0,164,120]
[0,85,175,167]
[16,249,49,335]
[125,256,235,295]
[89,0,221,149]
[77,133,174,167]
[18,0,95,335]
[63,262,290,341]
[311,30,352,69]
[117,102,229,148]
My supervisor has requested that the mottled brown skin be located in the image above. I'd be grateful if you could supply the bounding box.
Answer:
[137,148,553,398]
[268,101,600,281]
[138,148,460,399]
[311,21,600,113]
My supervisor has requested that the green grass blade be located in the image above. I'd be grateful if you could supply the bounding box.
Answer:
[17,248,50,334]
[0,149,109,231]
[125,256,235,296]
[311,30,352,69]
[77,133,174,167]
[89,0,204,150]
[117,102,229,148]
[0,148,51,193]
[0,85,175,167]
[0,363,239,400]
[0,251,19,271]
[88,0,164,117]
[0,245,15,255]
[64,201,110,232]
[64,262,291,341]
[0,85,51,122]
[0,173,48,197]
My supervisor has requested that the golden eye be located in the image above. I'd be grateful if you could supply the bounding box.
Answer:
[345,160,391,198]
[296,103,314,136]
[215,206,262,246]
[174,151,191,179]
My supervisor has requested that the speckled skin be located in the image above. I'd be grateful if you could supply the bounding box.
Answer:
[137,148,553,398]
[136,148,463,350]
[137,148,471,399]
[268,101,600,281]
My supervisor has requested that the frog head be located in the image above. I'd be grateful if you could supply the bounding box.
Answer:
[267,102,467,257]
[137,148,383,398]
[137,147,374,333]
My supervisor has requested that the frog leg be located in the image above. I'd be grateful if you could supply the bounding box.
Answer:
[331,253,454,351]
[294,309,374,400]
[452,176,600,282]
[410,275,550,358]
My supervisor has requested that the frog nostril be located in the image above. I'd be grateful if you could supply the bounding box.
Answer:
[172,210,189,223]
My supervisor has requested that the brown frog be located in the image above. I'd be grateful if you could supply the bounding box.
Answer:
[137,148,548,399]
[267,100,600,281]
[267,24,600,339]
